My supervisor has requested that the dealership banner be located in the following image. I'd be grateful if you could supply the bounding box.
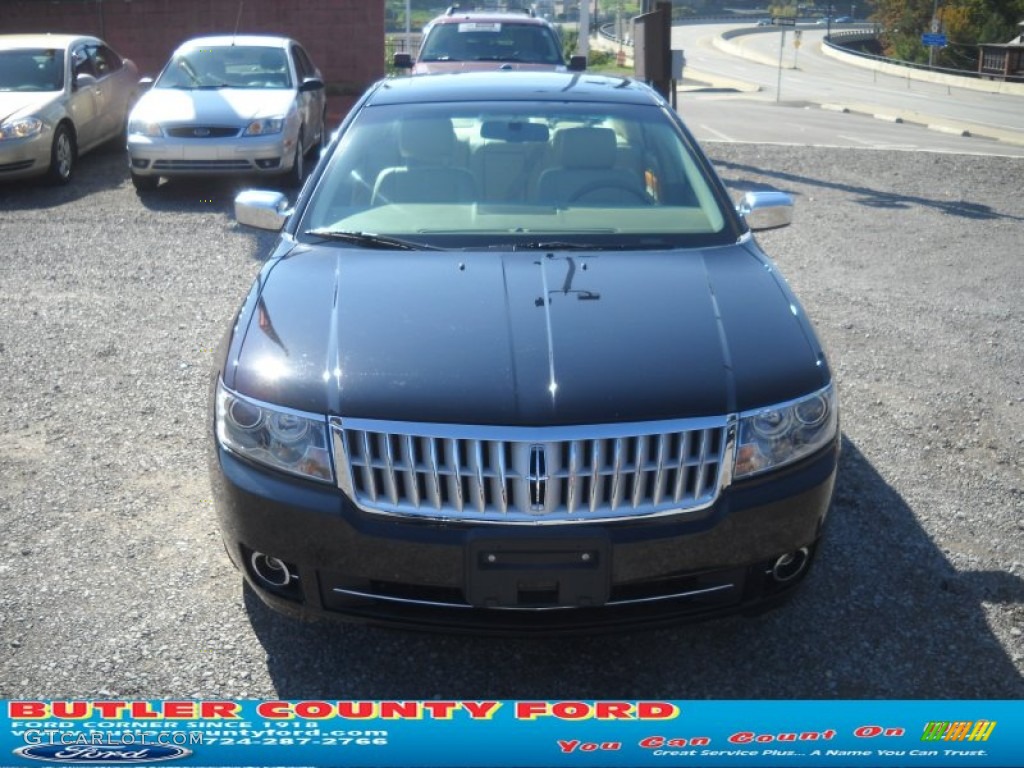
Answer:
[1,700,1021,767]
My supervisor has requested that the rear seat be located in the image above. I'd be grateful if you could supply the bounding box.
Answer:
[471,138,545,204]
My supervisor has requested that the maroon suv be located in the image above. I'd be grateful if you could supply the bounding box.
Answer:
[394,6,586,74]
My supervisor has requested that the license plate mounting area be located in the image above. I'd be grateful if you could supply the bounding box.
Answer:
[465,531,610,609]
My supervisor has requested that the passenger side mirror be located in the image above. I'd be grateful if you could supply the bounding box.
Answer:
[568,55,587,71]
[393,53,413,69]
[235,190,290,232]
[737,191,794,231]
[299,77,324,92]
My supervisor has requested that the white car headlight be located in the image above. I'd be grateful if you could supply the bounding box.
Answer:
[128,119,163,137]
[216,381,333,483]
[243,117,285,136]
[0,117,44,141]
[734,383,837,479]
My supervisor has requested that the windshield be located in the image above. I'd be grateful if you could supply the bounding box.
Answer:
[299,100,734,250]
[155,46,291,89]
[420,22,563,64]
[0,49,64,92]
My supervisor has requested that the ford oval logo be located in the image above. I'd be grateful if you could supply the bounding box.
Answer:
[193,127,211,137]
[14,744,191,763]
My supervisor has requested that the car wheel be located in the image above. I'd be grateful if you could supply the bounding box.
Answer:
[46,124,76,185]
[131,171,159,192]
[284,135,304,188]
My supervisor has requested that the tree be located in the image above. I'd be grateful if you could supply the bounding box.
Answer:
[872,0,1024,66]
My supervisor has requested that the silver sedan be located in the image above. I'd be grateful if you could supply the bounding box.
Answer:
[0,34,139,184]
[126,35,326,192]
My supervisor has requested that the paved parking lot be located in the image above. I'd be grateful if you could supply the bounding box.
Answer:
[1,141,1021,699]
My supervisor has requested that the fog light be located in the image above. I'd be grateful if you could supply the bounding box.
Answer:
[131,158,150,169]
[771,548,810,583]
[255,158,281,169]
[250,551,296,588]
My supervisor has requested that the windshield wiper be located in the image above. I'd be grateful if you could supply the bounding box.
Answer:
[513,241,613,251]
[177,58,201,86]
[304,229,439,251]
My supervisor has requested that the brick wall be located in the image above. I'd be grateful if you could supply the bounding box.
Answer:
[2,0,385,118]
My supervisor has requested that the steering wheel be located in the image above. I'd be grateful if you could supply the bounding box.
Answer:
[568,181,654,205]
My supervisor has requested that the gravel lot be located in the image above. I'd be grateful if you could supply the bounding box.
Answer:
[1,141,1021,700]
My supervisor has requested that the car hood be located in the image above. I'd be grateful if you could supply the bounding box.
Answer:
[132,87,295,124]
[0,91,60,123]
[412,61,566,74]
[227,244,829,425]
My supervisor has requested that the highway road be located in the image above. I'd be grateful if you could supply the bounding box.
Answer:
[665,23,1024,157]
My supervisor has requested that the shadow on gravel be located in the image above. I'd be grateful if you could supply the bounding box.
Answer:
[131,175,295,260]
[0,143,127,209]
[132,176,289,215]
[715,159,1024,222]
[243,436,1023,699]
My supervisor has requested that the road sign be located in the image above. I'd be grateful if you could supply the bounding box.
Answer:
[931,17,941,33]
[773,16,796,26]
[922,33,947,47]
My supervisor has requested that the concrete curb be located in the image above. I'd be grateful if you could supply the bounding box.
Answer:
[680,67,761,93]
[817,101,1024,146]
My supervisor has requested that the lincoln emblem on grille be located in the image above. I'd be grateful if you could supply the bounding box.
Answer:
[527,444,548,511]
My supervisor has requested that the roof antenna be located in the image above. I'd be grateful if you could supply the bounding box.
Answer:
[232,0,244,44]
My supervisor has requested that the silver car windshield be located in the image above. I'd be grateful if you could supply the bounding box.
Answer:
[155,46,291,90]
[300,101,731,249]
[0,49,64,92]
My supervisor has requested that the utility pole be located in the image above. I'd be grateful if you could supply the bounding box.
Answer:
[776,27,786,103]
[928,0,940,68]
[405,0,411,54]
[579,0,591,57]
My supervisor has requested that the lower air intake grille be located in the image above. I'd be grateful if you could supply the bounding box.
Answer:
[151,159,253,170]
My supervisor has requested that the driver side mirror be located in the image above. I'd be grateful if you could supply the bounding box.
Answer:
[568,54,587,71]
[73,72,97,90]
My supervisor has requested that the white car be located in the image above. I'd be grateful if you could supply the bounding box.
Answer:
[126,35,326,192]
[0,34,139,184]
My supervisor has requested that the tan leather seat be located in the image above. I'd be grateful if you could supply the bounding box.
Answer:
[372,118,476,205]
[536,127,647,206]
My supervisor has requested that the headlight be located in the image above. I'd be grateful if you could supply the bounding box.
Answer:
[243,117,285,136]
[216,381,333,482]
[128,119,163,137]
[734,383,837,479]
[0,117,44,141]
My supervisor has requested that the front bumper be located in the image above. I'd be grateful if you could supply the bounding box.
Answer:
[0,127,52,181]
[127,131,297,177]
[211,437,838,633]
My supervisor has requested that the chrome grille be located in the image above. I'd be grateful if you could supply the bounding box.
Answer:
[332,418,731,523]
